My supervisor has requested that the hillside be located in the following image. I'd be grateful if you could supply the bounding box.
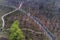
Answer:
[0,0,60,40]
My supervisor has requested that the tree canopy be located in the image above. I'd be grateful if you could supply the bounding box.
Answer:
[9,20,25,40]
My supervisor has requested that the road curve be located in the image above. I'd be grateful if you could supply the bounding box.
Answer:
[1,2,23,31]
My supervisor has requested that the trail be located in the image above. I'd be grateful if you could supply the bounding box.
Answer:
[22,28,42,34]
[1,2,23,30]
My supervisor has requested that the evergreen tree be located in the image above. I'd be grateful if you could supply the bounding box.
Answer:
[9,20,25,40]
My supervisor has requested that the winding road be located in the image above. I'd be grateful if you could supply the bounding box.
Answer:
[1,2,56,40]
[1,2,23,30]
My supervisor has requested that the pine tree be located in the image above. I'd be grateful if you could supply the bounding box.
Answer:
[9,20,25,40]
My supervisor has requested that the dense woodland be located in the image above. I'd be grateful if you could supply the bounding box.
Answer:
[0,0,60,40]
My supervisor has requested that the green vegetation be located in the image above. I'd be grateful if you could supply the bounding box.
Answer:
[9,20,25,40]
[30,38,32,40]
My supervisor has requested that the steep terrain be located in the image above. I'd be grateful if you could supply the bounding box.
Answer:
[0,0,60,40]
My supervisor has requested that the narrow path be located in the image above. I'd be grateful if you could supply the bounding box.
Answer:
[7,28,42,34]
[0,4,16,8]
[22,28,42,34]
[1,2,23,30]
